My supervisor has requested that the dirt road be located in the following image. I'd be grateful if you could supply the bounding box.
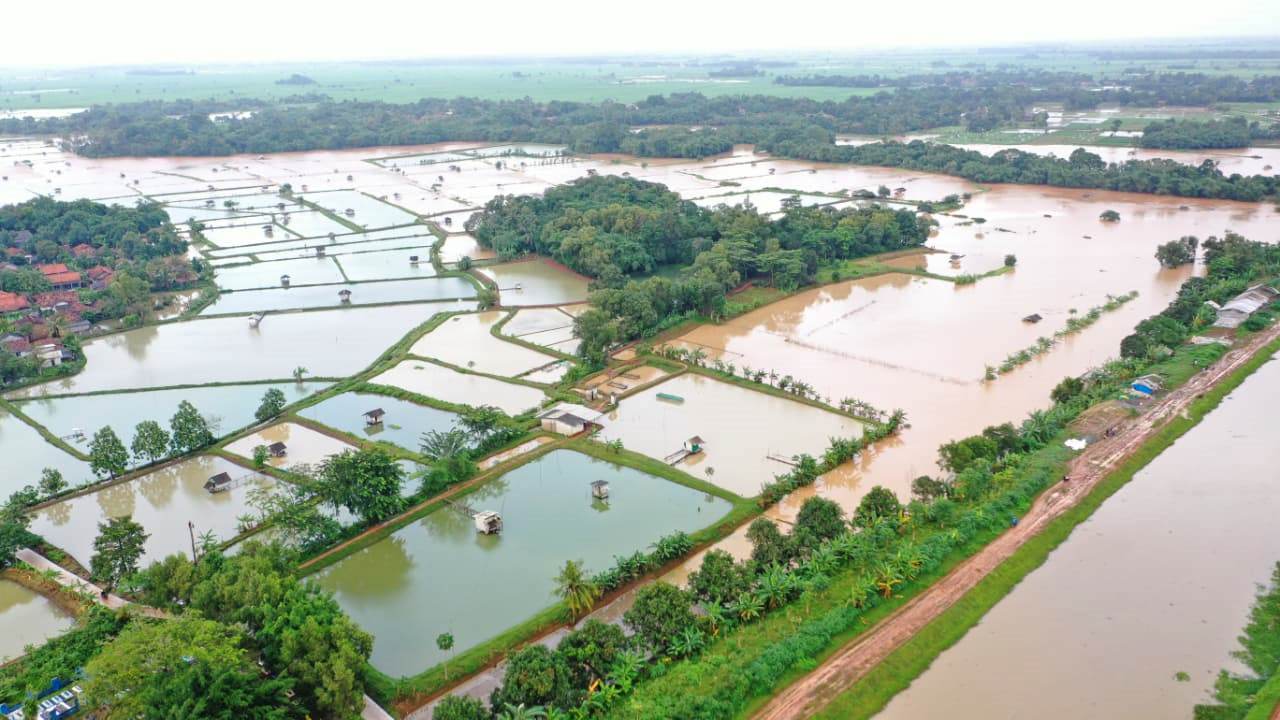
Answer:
[754,325,1280,720]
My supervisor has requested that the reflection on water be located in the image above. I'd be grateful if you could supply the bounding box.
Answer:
[673,185,1269,525]
[411,312,559,377]
[15,382,328,454]
[372,360,546,415]
[0,407,94,496]
[314,449,731,676]
[298,391,460,453]
[876,357,1280,720]
[0,581,74,661]
[479,259,591,306]
[7,304,432,396]
[30,455,274,568]
[600,373,866,498]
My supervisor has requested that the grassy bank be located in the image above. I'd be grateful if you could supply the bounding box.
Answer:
[809,336,1280,720]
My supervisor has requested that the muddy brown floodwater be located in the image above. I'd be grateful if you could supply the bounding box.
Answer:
[673,184,1276,541]
[874,355,1280,720]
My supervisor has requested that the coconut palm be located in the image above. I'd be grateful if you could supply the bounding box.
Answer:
[554,559,600,620]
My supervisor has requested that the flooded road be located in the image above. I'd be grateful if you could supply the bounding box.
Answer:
[874,356,1280,720]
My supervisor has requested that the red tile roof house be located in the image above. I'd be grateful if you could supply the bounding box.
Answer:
[70,244,97,259]
[1,336,32,357]
[0,291,29,316]
[37,264,83,291]
[86,266,115,290]
[34,291,81,313]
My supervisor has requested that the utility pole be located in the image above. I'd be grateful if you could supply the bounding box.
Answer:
[188,521,198,564]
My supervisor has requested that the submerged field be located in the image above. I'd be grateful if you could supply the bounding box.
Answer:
[2,126,1279,719]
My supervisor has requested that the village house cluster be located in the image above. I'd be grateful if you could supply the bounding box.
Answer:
[0,255,116,369]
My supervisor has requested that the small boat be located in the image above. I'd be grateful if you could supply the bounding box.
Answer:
[657,393,684,404]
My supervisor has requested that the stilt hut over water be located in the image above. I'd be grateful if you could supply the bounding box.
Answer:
[204,472,232,493]
[267,442,287,458]
[363,408,385,426]
[591,480,610,500]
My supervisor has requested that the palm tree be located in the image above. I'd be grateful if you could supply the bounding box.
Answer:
[554,559,600,620]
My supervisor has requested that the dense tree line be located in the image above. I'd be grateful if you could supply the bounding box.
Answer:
[776,141,1280,202]
[467,176,929,361]
[0,197,184,264]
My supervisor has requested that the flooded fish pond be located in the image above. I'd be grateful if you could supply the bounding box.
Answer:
[313,448,731,676]
[599,373,867,498]
[30,455,274,568]
[372,360,546,416]
[0,581,75,662]
[298,391,462,453]
[7,305,433,396]
[410,312,560,377]
[478,259,591,307]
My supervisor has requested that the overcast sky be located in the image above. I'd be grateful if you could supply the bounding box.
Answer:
[3,0,1278,67]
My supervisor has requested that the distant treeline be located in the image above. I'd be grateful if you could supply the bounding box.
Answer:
[775,69,1280,107]
[3,88,1278,201]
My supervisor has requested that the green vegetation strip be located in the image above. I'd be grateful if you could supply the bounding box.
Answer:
[810,335,1280,720]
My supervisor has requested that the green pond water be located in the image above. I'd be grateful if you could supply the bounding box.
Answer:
[298,391,462,453]
[0,581,74,662]
[314,449,730,676]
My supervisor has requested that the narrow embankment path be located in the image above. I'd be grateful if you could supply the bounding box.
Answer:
[754,324,1280,720]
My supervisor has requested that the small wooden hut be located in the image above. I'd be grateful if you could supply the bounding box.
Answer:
[591,480,610,500]
[267,442,288,458]
[363,408,385,426]
[204,472,232,494]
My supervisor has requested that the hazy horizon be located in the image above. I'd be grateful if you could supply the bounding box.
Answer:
[3,0,1278,68]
